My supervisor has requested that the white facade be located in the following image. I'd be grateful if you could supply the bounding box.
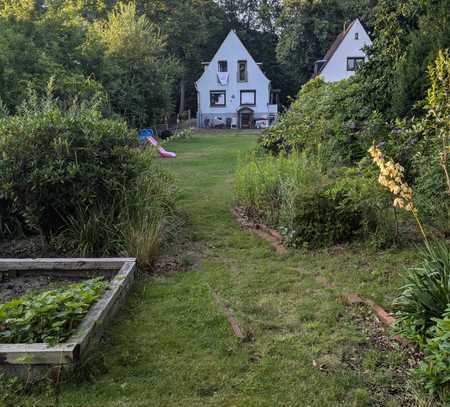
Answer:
[317,19,372,82]
[195,30,278,129]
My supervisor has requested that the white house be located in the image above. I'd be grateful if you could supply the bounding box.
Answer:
[195,30,278,129]
[314,19,372,82]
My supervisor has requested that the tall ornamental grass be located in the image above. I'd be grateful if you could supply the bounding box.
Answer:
[235,148,391,247]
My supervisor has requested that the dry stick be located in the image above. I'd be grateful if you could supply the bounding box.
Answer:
[208,284,247,340]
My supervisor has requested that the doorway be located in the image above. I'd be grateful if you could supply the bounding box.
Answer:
[238,108,254,129]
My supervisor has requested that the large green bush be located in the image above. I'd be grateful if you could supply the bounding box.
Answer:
[259,77,382,164]
[0,93,137,238]
[0,90,178,264]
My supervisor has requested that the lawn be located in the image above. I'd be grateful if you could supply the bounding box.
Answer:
[7,131,435,407]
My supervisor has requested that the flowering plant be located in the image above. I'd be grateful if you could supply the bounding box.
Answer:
[368,145,428,243]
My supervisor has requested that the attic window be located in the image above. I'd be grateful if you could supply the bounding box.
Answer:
[355,32,359,40]
[238,60,248,82]
[218,60,228,72]
[347,57,365,71]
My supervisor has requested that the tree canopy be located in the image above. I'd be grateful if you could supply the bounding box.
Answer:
[0,0,448,123]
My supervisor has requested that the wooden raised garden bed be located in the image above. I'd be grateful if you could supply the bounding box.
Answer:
[0,258,137,382]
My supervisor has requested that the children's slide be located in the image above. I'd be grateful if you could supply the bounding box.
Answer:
[148,136,177,158]
[138,129,176,158]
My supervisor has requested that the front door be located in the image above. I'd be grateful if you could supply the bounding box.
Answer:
[240,112,253,129]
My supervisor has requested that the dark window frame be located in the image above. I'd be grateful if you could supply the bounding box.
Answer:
[240,90,256,106]
[218,60,228,72]
[238,60,248,82]
[210,90,226,107]
[354,32,359,40]
[347,57,365,71]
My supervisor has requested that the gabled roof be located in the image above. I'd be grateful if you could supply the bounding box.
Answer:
[195,30,269,86]
[315,19,364,76]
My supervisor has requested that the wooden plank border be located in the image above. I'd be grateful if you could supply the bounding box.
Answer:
[68,261,136,356]
[0,258,136,368]
[0,258,135,271]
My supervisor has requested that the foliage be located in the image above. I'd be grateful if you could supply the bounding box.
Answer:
[378,50,450,234]
[418,307,450,399]
[235,150,392,248]
[394,241,450,344]
[0,278,107,345]
[259,77,377,164]
[276,0,377,91]
[166,128,194,142]
[359,0,450,118]
[138,0,228,112]
[0,89,137,238]
[84,2,179,127]
[0,198,23,239]
[0,0,178,125]
[0,0,104,112]
[119,151,178,269]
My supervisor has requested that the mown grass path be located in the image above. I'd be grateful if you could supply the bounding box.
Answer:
[27,131,424,406]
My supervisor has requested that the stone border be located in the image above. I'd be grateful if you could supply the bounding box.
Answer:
[0,258,137,381]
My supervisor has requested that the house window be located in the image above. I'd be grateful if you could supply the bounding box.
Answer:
[347,57,365,71]
[238,60,248,82]
[210,90,226,107]
[240,90,256,106]
[355,32,359,40]
[218,60,228,72]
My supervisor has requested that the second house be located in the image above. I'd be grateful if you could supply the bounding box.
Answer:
[195,30,278,129]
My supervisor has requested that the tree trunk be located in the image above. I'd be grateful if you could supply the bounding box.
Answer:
[179,78,185,116]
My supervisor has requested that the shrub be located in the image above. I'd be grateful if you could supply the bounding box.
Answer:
[394,241,450,344]
[0,278,107,345]
[259,77,375,164]
[0,91,137,238]
[0,90,179,265]
[417,307,450,399]
[235,151,392,247]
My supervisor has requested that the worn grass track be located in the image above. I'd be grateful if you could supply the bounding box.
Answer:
[11,131,433,407]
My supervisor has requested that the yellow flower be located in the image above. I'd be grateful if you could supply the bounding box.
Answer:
[393,198,404,208]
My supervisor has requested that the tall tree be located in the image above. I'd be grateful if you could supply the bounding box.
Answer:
[84,2,179,126]
[138,0,227,115]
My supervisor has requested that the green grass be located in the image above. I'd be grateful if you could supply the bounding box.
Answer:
[5,131,435,407]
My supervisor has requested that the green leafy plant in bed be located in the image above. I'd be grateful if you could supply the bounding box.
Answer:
[0,278,107,345]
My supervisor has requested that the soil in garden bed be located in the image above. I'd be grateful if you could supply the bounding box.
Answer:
[0,272,109,303]
[0,235,85,258]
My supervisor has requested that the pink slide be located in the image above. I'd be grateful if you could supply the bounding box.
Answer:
[148,136,176,158]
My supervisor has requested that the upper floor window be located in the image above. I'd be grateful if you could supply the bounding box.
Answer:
[238,60,248,82]
[355,32,359,40]
[347,57,365,71]
[240,90,256,106]
[218,60,228,72]
[210,90,226,107]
